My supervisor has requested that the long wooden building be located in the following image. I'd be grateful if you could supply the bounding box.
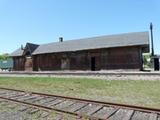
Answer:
[10,31,149,71]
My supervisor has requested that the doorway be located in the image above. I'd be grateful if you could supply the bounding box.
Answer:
[154,58,159,71]
[25,57,33,71]
[61,58,70,70]
[91,57,96,71]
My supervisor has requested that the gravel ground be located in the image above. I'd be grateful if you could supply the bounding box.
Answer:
[0,74,160,80]
[0,70,160,80]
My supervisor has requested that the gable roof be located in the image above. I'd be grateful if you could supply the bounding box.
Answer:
[10,31,150,57]
[10,43,39,57]
[26,43,39,53]
[32,31,149,55]
[24,43,39,55]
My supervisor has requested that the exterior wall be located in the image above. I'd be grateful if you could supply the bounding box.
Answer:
[13,57,25,71]
[33,54,61,71]
[32,46,142,71]
[101,47,142,69]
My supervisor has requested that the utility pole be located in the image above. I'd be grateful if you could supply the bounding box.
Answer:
[150,22,154,56]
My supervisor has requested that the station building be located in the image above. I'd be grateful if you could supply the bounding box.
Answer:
[10,31,149,71]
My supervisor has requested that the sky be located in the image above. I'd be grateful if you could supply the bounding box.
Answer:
[0,0,159,54]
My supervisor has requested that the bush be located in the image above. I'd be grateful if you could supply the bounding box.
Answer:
[0,53,10,60]
[143,53,151,68]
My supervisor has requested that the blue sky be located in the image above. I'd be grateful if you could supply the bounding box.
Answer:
[0,0,159,54]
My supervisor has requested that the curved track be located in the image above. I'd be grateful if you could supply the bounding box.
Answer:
[0,87,159,120]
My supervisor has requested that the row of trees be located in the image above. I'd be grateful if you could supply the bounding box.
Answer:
[0,53,10,60]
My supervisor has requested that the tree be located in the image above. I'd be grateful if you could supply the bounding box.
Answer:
[0,53,10,60]
[143,53,151,68]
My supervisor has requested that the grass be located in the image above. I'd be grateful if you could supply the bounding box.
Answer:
[0,77,159,108]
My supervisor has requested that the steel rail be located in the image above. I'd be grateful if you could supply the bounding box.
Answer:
[0,96,103,120]
[0,89,106,120]
[1,71,160,76]
[0,87,159,114]
[0,98,81,120]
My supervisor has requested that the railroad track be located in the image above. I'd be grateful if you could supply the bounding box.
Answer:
[0,100,73,120]
[0,99,77,120]
[1,71,160,76]
[0,87,159,120]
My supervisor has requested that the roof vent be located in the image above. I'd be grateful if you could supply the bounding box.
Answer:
[59,37,63,42]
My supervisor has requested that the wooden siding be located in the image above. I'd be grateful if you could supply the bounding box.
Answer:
[13,57,25,71]
[32,46,142,71]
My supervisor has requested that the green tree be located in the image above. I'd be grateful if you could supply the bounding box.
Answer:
[143,53,151,68]
[0,53,10,60]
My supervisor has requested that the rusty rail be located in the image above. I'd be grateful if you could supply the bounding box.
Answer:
[0,87,159,113]
[0,87,159,120]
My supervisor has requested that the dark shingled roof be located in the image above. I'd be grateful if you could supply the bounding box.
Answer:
[32,31,149,55]
[10,43,39,57]
[10,31,149,56]
[25,43,39,54]
[10,48,24,57]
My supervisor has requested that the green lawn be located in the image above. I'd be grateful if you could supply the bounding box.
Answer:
[0,77,159,108]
